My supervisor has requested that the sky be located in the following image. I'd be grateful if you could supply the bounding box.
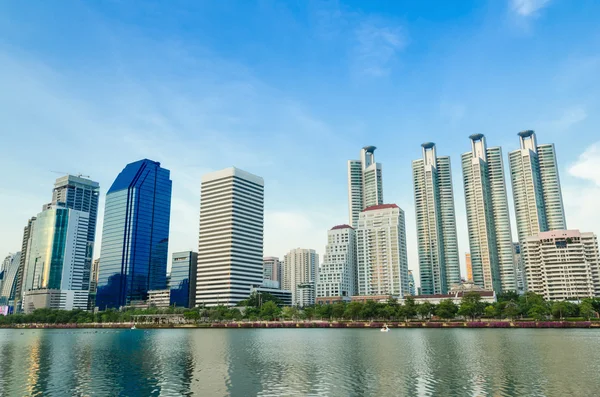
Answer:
[1,0,599,286]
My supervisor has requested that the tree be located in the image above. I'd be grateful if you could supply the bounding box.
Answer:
[484,305,498,319]
[518,292,545,317]
[403,297,417,320]
[458,292,485,320]
[315,304,332,320]
[331,302,346,320]
[497,291,519,303]
[436,299,458,320]
[360,300,379,320]
[502,301,520,320]
[345,301,363,320]
[260,301,281,320]
[281,306,299,320]
[417,302,434,320]
[551,301,576,320]
[528,304,549,321]
[580,300,595,320]
[302,306,315,320]
[238,292,282,307]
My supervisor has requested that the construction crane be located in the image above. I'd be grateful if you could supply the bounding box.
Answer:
[50,171,91,178]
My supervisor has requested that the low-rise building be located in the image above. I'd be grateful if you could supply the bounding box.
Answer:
[148,289,171,308]
[23,289,89,313]
[408,290,496,305]
[522,230,600,300]
[250,282,292,307]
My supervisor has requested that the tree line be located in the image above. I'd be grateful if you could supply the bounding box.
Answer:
[1,292,599,325]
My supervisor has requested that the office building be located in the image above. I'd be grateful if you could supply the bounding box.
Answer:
[21,205,90,312]
[412,142,461,294]
[96,159,172,309]
[522,230,600,300]
[513,243,525,293]
[170,251,198,308]
[196,167,264,307]
[316,225,357,299]
[14,217,35,311]
[50,175,100,293]
[462,134,516,292]
[356,204,409,298]
[0,252,21,311]
[250,280,292,306]
[348,146,384,228]
[508,130,566,243]
[407,270,416,296]
[283,248,319,306]
[263,257,282,284]
[148,289,171,308]
[465,253,473,282]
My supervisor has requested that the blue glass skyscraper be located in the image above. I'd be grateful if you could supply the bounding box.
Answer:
[169,251,198,308]
[96,159,172,309]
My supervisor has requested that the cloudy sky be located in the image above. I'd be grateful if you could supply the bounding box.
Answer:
[1,0,599,285]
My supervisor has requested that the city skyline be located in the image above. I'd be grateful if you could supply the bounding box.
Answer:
[2,1,600,289]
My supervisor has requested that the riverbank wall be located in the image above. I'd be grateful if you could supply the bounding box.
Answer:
[3,320,600,329]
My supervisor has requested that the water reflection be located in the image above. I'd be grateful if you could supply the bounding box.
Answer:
[0,328,600,396]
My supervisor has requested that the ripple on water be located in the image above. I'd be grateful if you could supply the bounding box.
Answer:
[1,328,600,396]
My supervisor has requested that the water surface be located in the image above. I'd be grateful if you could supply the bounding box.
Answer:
[0,328,599,396]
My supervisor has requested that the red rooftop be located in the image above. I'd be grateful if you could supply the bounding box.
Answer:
[330,224,353,230]
[362,204,399,212]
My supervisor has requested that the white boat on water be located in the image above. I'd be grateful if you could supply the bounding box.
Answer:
[131,325,136,330]
[381,324,390,332]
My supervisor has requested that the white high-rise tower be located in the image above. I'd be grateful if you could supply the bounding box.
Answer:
[412,143,461,294]
[316,225,357,299]
[196,167,264,307]
[461,134,517,292]
[283,248,319,306]
[508,130,566,242]
[348,146,383,228]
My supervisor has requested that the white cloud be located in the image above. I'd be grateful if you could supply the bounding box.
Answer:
[354,19,406,77]
[510,0,551,17]
[564,143,600,237]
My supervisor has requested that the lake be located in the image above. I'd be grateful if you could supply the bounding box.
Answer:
[0,328,599,396]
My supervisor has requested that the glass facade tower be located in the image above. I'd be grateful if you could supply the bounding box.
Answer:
[508,131,566,243]
[461,134,516,292]
[170,251,198,308]
[347,146,384,228]
[412,143,461,294]
[96,159,172,309]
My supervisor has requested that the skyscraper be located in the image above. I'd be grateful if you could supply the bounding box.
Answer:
[461,134,516,292]
[50,175,100,294]
[283,248,319,306]
[508,130,566,242]
[21,205,90,312]
[14,217,35,311]
[412,143,460,294]
[316,225,357,299]
[465,253,473,282]
[348,146,383,228]
[96,159,172,309]
[170,251,198,308]
[356,204,409,298]
[0,252,21,311]
[263,257,282,284]
[196,167,264,307]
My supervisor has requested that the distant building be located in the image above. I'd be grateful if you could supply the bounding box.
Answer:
[0,252,21,313]
[14,217,36,311]
[196,167,264,307]
[283,248,318,307]
[263,257,282,284]
[89,258,100,309]
[96,159,172,309]
[347,146,384,228]
[250,282,292,307]
[356,204,409,298]
[317,225,356,300]
[508,131,566,243]
[512,243,525,294]
[413,142,461,295]
[21,205,90,313]
[50,175,100,304]
[465,254,473,282]
[408,270,416,296]
[170,251,198,308]
[522,230,600,300]
[462,134,516,293]
[409,290,496,305]
[148,289,171,308]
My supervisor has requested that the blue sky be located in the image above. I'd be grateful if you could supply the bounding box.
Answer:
[1,0,599,284]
